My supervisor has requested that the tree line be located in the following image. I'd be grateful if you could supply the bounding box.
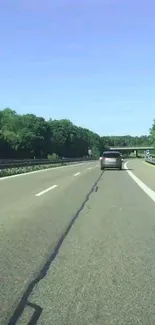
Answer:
[0,108,153,159]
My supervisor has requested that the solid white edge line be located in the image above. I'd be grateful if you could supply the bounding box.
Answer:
[35,185,58,197]
[74,172,80,176]
[124,161,155,203]
[0,162,95,181]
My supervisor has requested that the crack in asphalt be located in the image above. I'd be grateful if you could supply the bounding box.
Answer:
[7,171,104,325]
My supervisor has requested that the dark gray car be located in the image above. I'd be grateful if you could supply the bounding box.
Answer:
[100,151,122,170]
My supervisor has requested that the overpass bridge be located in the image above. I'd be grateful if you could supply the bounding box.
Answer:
[109,146,154,157]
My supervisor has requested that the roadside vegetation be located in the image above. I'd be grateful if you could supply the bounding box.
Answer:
[0,108,154,177]
[0,108,153,159]
[149,119,155,156]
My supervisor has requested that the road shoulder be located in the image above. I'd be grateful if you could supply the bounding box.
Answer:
[127,159,155,193]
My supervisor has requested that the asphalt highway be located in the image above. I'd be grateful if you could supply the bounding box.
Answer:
[1,159,155,324]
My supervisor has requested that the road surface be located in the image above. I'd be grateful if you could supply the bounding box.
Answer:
[1,159,155,324]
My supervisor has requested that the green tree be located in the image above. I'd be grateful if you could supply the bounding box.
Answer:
[18,114,51,158]
[0,107,152,159]
[149,119,155,145]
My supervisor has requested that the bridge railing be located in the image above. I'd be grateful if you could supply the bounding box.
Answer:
[110,146,154,150]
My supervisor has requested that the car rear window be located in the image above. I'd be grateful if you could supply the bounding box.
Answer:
[102,152,120,158]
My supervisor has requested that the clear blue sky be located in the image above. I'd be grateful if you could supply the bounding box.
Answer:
[0,0,155,136]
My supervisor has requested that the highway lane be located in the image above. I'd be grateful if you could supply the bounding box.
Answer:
[0,161,99,324]
[0,161,96,211]
[23,161,155,325]
[1,159,155,324]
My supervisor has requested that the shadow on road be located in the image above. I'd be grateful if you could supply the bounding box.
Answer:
[123,168,133,171]
[103,168,133,171]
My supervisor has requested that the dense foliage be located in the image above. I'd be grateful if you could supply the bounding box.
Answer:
[149,119,155,154]
[150,119,155,144]
[0,108,151,159]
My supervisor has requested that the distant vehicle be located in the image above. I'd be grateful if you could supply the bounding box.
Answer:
[100,151,122,170]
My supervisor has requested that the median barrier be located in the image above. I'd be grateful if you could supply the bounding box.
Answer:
[145,157,155,165]
[0,157,94,169]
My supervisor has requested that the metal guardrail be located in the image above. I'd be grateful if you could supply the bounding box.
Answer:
[145,157,155,165]
[0,157,94,169]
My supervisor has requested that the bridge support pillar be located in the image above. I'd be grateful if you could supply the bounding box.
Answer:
[134,150,138,157]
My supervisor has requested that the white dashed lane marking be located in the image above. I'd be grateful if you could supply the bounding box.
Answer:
[35,185,58,197]
[73,172,81,177]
